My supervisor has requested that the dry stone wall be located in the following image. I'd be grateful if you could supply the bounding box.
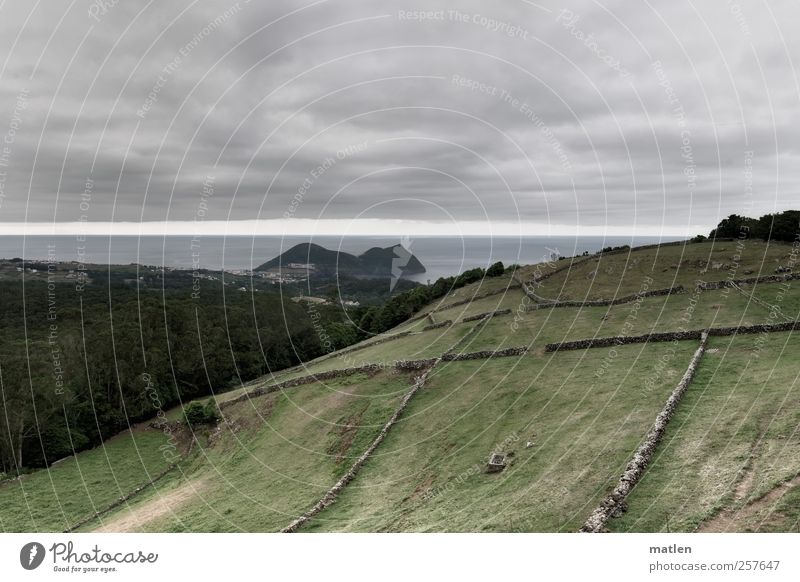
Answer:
[433,283,521,313]
[526,285,684,311]
[220,364,383,409]
[64,462,180,532]
[462,308,512,323]
[696,272,800,290]
[515,255,597,303]
[395,358,438,371]
[423,320,452,331]
[328,331,413,358]
[581,333,709,533]
[442,346,528,361]
[545,321,800,352]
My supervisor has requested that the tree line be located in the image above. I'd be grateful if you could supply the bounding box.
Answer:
[705,210,800,242]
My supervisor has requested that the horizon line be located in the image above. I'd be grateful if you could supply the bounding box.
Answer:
[0,219,705,238]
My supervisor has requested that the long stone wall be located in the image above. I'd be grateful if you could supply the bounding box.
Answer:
[395,358,438,371]
[433,283,521,313]
[729,281,793,321]
[423,320,452,331]
[63,462,180,532]
[220,364,383,409]
[281,359,442,533]
[526,285,684,311]
[545,321,800,352]
[442,346,528,361]
[462,308,512,323]
[581,333,709,533]
[326,331,413,358]
[696,272,800,290]
[515,254,599,303]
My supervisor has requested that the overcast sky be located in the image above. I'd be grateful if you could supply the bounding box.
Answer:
[0,0,798,236]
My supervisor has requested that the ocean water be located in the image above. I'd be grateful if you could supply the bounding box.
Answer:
[0,235,683,282]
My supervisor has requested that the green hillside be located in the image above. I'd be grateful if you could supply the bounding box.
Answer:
[2,238,798,533]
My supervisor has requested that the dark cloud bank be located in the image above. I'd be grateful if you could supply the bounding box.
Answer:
[0,0,798,234]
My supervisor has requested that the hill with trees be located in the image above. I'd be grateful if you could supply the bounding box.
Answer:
[256,242,426,277]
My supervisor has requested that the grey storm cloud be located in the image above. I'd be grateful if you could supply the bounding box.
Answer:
[0,0,798,230]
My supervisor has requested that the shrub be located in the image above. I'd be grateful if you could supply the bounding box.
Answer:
[486,261,505,277]
[183,401,220,428]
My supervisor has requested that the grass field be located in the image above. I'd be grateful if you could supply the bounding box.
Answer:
[301,342,699,532]
[0,426,177,532]
[521,240,795,301]
[608,331,800,533]
[88,369,411,532]
[415,272,520,316]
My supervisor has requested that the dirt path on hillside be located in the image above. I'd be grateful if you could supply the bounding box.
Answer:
[94,478,208,532]
[697,475,800,532]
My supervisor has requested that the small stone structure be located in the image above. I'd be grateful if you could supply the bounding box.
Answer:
[486,453,507,473]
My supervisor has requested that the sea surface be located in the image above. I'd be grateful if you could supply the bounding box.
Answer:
[0,235,683,282]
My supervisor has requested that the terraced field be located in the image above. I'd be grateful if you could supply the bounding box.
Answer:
[302,344,697,532]
[2,238,798,533]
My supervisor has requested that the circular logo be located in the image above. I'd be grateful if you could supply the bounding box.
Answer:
[19,542,46,570]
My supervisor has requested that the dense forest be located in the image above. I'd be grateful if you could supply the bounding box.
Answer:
[0,259,509,473]
[0,274,349,472]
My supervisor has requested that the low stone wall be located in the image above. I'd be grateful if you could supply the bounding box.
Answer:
[706,321,800,337]
[545,330,700,352]
[433,283,521,313]
[64,462,180,532]
[328,331,413,358]
[696,272,800,290]
[526,285,684,311]
[729,282,793,321]
[581,333,709,533]
[281,359,442,533]
[423,320,452,331]
[545,321,800,352]
[221,364,383,409]
[462,308,512,323]
[395,358,438,371]
[442,346,528,361]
